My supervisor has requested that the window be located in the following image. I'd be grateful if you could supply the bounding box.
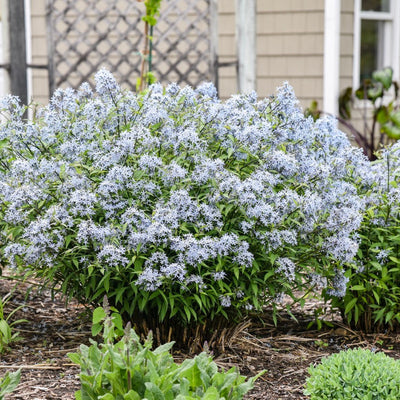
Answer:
[353,0,400,89]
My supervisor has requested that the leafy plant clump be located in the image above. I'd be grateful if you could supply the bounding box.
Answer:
[0,369,20,399]
[304,348,400,399]
[68,302,264,400]
[0,290,27,353]
[0,70,370,344]
[327,142,400,332]
[339,66,400,160]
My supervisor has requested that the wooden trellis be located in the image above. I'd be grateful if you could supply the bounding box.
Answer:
[46,0,218,94]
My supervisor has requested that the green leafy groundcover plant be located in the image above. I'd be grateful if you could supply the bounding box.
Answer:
[68,302,264,400]
[327,144,400,332]
[0,69,372,344]
[0,369,20,399]
[304,348,400,399]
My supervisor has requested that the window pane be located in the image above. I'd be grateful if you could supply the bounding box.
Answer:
[362,0,390,12]
[360,19,386,82]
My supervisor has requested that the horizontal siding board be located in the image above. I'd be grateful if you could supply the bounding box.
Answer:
[27,0,353,106]
[258,0,324,13]
[257,12,324,34]
[257,33,324,55]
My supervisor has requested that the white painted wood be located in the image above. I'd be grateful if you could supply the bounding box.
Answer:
[25,0,32,105]
[235,0,256,93]
[392,1,400,82]
[353,0,400,89]
[1,0,10,97]
[209,0,218,90]
[353,0,361,90]
[323,0,341,115]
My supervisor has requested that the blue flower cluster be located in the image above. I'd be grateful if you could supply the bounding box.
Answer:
[0,69,383,324]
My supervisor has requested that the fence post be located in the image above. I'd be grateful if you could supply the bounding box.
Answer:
[209,0,219,91]
[8,0,27,105]
[235,0,256,93]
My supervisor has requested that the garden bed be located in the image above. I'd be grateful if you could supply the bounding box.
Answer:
[1,275,400,400]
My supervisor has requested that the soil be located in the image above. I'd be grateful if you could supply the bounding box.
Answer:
[1,274,400,400]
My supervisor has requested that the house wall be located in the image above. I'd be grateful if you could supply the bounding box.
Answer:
[30,0,49,105]
[218,0,326,107]
[340,0,354,93]
[29,0,219,105]
[256,0,324,108]
[217,0,237,98]
[27,1,355,110]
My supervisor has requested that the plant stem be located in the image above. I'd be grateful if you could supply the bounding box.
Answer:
[139,21,149,92]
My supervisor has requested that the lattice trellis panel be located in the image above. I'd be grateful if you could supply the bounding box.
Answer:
[46,0,217,94]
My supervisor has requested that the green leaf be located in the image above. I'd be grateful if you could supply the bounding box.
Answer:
[74,389,82,400]
[67,352,81,365]
[111,312,124,332]
[381,123,400,139]
[345,297,358,315]
[0,138,9,149]
[0,368,21,397]
[389,110,400,127]
[203,386,220,400]
[0,320,11,342]
[385,310,394,323]
[99,394,115,400]
[350,285,365,291]
[123,390,141,400]
[144,382,165,400]
[367,82,383,101]
[372,66,393,90]
[376,106,389,125]
[92,307,107,325]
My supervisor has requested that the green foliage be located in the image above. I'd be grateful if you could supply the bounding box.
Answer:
[330,204,400,332]
[303,100,320,122]
[326,146,400,332]
[304,348,400,399]
[0,74,370,344]
[0,290,27,353]
[136,71,157,92]
[0,369,21,399]
[141,0,163,26]
[306,67,400,160]
[339,66,400,160]
[138,0,163,91]
[68,304,264,399]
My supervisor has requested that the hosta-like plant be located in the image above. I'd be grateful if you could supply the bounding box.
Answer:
[0,70,369,344]
[69,301,264,399]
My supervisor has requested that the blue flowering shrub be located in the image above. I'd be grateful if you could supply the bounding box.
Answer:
[327,142,400,332]
[0,70,368,344]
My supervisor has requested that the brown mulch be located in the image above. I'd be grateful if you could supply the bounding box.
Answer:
[1,275,400,399]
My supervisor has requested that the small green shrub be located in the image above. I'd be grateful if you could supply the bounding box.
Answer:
[68,302,264,399]
[0,369,21,399]
[304,348,400,399]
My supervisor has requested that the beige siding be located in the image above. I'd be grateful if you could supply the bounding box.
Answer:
[30,0,49,105]
[255,0,324,108]
[340,0,354,93]
[217,0,237,98]
[27,0,356,111]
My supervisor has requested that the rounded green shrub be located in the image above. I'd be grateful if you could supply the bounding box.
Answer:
[304,348,400,399]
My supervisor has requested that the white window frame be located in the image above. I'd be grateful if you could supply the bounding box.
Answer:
[352,0,400,91]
